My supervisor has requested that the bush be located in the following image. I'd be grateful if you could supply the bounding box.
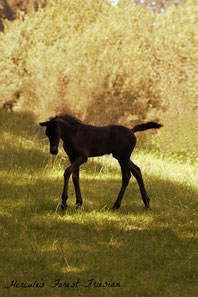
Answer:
[0,0,197,131]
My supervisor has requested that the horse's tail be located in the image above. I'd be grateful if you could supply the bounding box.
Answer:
[132,122,163,133]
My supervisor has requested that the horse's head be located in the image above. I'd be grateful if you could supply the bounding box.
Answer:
[40,119,61,155]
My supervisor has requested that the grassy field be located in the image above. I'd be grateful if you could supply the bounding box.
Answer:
[0,109,197,297]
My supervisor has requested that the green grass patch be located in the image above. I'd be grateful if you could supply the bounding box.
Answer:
[0,110,197,297]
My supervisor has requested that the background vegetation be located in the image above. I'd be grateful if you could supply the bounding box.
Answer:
[0,0,197,154]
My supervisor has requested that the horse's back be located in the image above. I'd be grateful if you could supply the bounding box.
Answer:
[82,124,136,158]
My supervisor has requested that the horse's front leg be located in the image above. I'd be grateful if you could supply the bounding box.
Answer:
[72,168,83,208]
[61,155,87,210]
[69,156,82,208]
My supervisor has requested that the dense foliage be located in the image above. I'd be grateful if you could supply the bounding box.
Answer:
[0,0,197,152]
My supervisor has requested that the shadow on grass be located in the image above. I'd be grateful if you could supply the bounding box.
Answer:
[1,173,197,297]
[0,147,52,171]
[0,109,41,137]
[1,109,198,297]
[1,189,197,297]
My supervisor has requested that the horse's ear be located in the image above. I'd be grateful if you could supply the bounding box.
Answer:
[55,118,65,126]
[39,121,49,127]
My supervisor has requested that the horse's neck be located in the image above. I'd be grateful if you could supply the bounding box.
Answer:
[60,122,77,142]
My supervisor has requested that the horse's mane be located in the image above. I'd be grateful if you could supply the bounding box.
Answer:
[50,114,83,127]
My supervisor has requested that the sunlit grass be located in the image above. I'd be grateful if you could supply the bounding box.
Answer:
[0,110,197,297]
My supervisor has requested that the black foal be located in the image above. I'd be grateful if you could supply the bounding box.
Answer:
[40,114,162,210]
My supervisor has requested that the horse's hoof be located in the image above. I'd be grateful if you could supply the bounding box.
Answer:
[76,203,82,209]
[61,204,67,211]
[111,204,120,211]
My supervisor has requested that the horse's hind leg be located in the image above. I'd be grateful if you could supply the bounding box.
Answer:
[72,167,83,208]
[128,160,150,209]
[112,160,131,210]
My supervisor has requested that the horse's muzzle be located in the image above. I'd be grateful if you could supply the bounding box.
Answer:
[50,149,58,155]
